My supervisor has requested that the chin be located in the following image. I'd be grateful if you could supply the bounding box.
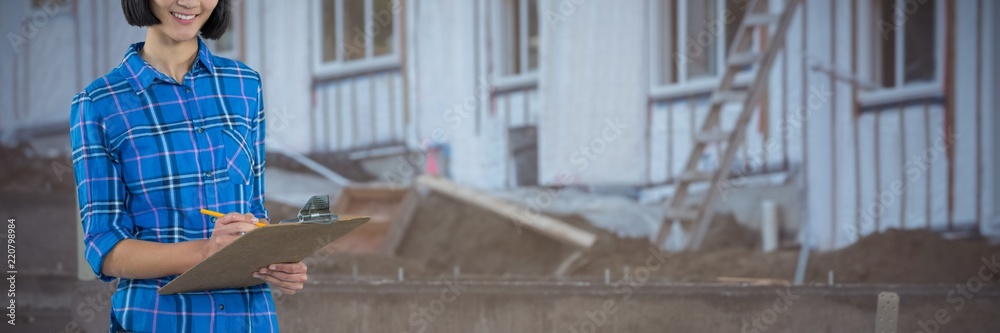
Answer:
[166,30,201,43]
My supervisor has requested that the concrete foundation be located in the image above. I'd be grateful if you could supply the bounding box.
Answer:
[39,277,1000,332]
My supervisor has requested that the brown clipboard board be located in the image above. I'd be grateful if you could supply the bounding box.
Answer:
[158,216,369,295]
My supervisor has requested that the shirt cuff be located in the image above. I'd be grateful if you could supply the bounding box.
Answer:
[84,231,131,282]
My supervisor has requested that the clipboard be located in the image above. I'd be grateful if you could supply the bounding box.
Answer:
[158,195,369,295]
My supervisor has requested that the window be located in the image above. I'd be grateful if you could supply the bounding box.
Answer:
[313,0,401,78]
[652,0,748,86]
[872,0,938,88]
[499,0,539,77]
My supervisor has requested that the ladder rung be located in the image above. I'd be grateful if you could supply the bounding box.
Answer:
[743,13,780,27]
[695,130,732,143]
[732,74,753,88]
[728,52,760,67]
[679,170,715,183]
[711,91,748,105]
[664,208,699,221]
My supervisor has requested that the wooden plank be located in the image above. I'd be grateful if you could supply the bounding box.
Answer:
[554,251,586,277]
[334,185,408,223]
[716,277,790,286]
[416,175,597,249]
[379,190,420,256]
[327,185,410,254]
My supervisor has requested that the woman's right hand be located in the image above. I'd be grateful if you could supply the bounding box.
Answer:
[203,212,259,258]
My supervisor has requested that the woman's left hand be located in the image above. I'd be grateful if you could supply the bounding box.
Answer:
[255,262,308,295]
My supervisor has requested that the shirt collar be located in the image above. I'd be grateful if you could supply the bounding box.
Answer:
[118,38,216,93]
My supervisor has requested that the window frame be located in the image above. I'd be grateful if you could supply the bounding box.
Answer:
[649,0,755,101]
[310,0,402,81]
[857,0,945,107]
[491,0,539,93]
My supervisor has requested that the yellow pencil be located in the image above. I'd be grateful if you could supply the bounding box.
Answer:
[200,209,268,227]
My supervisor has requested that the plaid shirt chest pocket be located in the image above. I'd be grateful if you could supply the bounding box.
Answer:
[219,123,255,186]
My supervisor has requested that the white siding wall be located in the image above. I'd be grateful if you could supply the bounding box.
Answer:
[312,72,406,151]
[244,0,313,151]
[990,0,1000,236]
[801,0,997,249]
[408,0,542,190]
[538,0,649,186]
[409,0,482,185]
[0,0,144,141]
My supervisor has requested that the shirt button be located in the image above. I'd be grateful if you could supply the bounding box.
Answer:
[196,127,204,134]
[218,304,225,311]
[204,171,213,178]
[185,87,191,93]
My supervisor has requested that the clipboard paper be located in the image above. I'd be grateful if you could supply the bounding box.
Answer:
[158,216,370,295]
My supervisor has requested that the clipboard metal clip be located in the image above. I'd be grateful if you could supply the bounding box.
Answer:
[278,195,339,224]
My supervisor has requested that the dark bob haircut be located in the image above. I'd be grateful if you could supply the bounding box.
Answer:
[121,0,230,40]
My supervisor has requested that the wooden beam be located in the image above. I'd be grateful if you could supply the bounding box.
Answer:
[416,175,597,249]
[716,276,790,286]
[378,189,420,256]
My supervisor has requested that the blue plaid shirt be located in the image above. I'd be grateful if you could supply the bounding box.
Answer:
[70,39,277,332]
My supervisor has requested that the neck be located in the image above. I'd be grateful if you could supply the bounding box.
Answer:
[140,28,199,84]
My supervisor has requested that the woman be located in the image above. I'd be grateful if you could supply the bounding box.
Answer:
[70,0,306,331]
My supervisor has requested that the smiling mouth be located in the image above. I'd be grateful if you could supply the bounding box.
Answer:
[171,12,197,21]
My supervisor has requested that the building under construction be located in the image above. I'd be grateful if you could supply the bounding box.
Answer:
[1,0,998,332]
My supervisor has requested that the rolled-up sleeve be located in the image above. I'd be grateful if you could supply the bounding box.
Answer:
[70,92,134,282]
[249,80,269,221]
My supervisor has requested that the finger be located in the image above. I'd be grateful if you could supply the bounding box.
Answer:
[257,273,303,293]
[217,212,250,225]
[218,222,256,235]
[261,270,308,283]
[276,286,298,295]
[267,263,307,274]
[243,213,259,223]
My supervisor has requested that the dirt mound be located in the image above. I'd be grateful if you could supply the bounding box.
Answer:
[394,193,578,276]
[806,229,1000,284]
[572,226,1000,284]
[295,188,1000,284]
